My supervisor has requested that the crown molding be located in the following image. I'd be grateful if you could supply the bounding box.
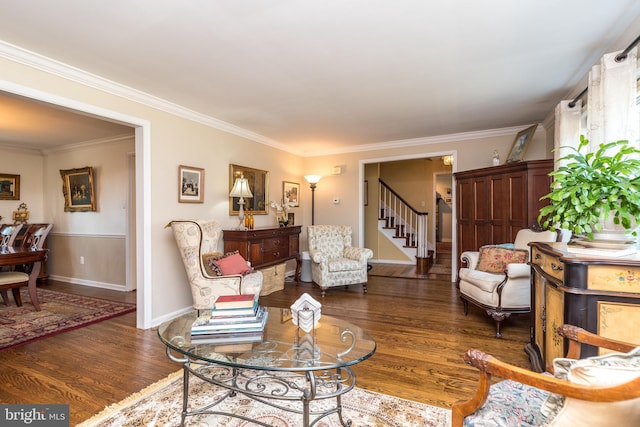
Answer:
[302,125,537,157]
[0,41,299,155]
[0,40,541,159]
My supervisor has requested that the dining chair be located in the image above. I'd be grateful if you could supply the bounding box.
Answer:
[0,224,51,307]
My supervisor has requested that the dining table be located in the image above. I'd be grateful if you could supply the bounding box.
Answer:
[0,246,48,311]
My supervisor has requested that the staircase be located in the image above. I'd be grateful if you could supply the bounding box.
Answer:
[377,179,434,271]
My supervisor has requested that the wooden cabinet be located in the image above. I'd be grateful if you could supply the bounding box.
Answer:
[223,226,302,279]
[526,242,640,372]
[455,160,553,263]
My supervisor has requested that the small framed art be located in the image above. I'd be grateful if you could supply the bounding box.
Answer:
[283,181,300,207]
[506,124,537,163]
[0,173,20,200]
[179,165,204,203]
[60,166,97,212]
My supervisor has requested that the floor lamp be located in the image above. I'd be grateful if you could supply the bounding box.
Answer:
[229,174,253,229]
[304,175,322,225]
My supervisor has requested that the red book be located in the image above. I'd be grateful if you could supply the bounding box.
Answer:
[214,294,255,310]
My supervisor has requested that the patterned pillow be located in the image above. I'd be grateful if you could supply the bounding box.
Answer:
[476,245,528,274]
[201,252,223,276]
[543,347,640,426]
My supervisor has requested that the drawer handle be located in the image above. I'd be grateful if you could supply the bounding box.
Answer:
[551,263,563,272]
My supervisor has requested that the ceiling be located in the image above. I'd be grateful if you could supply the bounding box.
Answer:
[1,1,640,156]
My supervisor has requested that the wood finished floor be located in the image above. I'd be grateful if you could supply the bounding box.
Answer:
[0,271,532,425]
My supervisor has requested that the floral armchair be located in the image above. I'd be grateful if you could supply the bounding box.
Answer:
[452,324,640,427]
[169,220,262,310]
[307,225,373,297]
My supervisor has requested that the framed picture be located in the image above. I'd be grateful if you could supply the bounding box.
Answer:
[60,166,96,212]
[287,212,295,226]
[229,164,269,215]
[506,124,538,163]
[178,165,204,203]
[282,181,300,207]
[0,173,20,200]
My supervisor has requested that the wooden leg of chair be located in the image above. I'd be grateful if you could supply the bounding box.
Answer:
[461,297,468,315]
[12,288,22,307]
[0,290,9,306]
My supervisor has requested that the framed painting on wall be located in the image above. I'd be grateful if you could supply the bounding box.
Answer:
[178,165,205,203]
[506,124,538,163]
[60,166,97,212]
[282,181,300,207]
[0,173,20,200]
[229,164,269,215]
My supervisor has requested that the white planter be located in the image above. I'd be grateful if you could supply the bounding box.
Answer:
[592,211,638,242]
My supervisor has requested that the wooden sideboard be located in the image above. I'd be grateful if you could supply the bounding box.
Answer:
[526,242,640,372]
[223,226,301,280]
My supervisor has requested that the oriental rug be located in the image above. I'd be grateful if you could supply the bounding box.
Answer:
[79,369,451,427]
[0,288,136,351]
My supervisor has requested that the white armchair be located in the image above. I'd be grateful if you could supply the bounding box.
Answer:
[307,225,373,297]
[458,227,560,338]
[169,220,262,310]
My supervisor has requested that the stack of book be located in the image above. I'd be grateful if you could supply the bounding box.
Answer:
[191,294,268,345]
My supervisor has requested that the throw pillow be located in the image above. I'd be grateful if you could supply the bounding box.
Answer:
[201,252,223,277]
[476,245,528,274]
[544,347,640,427]
[211,252,252,276]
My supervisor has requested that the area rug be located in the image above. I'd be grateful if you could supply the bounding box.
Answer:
[79,369,451,426]
[0,288,136,350]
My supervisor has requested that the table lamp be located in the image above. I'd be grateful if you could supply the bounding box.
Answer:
[229,175,253,229]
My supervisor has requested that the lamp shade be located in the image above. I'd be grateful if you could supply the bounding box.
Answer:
[229,177,253,198]
[304,175,322,185]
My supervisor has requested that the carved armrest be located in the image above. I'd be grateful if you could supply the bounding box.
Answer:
[460,251,479,269]
[451,325,640,427]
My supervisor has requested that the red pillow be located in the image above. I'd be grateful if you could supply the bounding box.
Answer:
[211,252,251,275]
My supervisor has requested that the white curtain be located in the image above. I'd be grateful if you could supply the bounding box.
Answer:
[586,48,639,151]
[554,47,639,157]
[553,99,582,169]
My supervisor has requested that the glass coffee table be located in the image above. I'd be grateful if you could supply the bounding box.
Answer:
[157,307,376,427]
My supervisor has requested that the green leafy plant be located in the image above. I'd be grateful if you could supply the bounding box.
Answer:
[538,135,640,239]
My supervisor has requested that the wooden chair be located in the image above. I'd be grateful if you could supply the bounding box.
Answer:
[0,223,23,248]
[0,224,52,307]
[452,325,640,426]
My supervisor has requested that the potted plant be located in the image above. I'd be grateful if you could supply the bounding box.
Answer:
[538,135,640,241]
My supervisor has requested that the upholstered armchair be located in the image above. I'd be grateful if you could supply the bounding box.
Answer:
[307,225,373,297]
[458,227,560,338]
[169,220,262,310]
[452,324,640,427]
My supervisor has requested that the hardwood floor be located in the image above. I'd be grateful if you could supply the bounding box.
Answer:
[0,275,532,425]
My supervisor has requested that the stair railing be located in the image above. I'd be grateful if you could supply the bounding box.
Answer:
[378,179,429,258]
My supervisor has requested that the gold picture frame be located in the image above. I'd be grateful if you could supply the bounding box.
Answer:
[229,164,269,215]
[283,181,300,207]
[60,166,97,212]
[178,165,205,203]
[506,124,537,163]
[0,173,20,200]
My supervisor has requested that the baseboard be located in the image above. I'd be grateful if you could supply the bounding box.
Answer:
[48,274,126,292]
